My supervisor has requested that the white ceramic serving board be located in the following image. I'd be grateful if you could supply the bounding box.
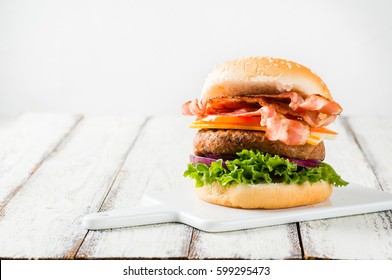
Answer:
[83,183,392,232]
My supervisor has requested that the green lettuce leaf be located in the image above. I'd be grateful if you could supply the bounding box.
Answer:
[184,150,348,187]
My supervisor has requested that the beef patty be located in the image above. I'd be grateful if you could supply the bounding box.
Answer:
[194,129,325,161]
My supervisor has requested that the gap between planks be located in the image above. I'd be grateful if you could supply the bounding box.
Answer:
[341,117,383,191]
[0,115,147,259]
[295,223,305,259]
[5,114,385,259]
[75,117,195,259]
[70,117,150,259]
[299,116,392,259]
[75,116,392,259]
[0,113,83,213]
[299,117,382,260]
[186,224,305,259]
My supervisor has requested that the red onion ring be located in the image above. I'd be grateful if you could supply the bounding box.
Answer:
[189,154,321,168]
[203,154,237,161]
[286,158,321,168]
[189,154,229,168]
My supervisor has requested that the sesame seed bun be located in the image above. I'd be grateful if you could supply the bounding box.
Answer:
[201,57,332,100]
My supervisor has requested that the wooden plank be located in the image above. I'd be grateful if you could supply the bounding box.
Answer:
[0,116,145,259]
[76,117,194,259]
[299,117,392,259]
[348,116,392,192]
[0,112,81,208]
[189,224,302,259]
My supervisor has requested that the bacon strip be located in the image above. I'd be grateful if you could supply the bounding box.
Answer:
[182,101,193,115]
[298,94,342,115]
[315,114,337,127]
[251,92,342,115]
[182,93,342,124]
[182,92,342,145]
[261,106,310,145]
[182,100,204,116]
[251,92,305,110]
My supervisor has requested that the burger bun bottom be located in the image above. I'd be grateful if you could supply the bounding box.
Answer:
[195,181,333,209]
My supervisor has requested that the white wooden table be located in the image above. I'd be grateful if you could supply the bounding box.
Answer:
[0,112,391,259]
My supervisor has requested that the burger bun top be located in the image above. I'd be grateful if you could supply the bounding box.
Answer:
[201,57,332,100]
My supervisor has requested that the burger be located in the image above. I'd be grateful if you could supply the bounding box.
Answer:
[182,57,348,209]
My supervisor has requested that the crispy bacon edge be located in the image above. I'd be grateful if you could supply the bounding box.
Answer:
[182,93,342,145]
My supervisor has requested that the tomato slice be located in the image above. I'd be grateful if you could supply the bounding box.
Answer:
[196,115,262,126]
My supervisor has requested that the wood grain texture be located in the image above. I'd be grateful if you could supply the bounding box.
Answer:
[0,112,81,208]
[348,116,392,192]
[1,114,391,259]
[77,117,195,259]
[0,116,145,259]
[189,223,302,259]
[299,117,392,259]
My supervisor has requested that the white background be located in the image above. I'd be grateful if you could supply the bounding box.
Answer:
[1,0,391,117]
